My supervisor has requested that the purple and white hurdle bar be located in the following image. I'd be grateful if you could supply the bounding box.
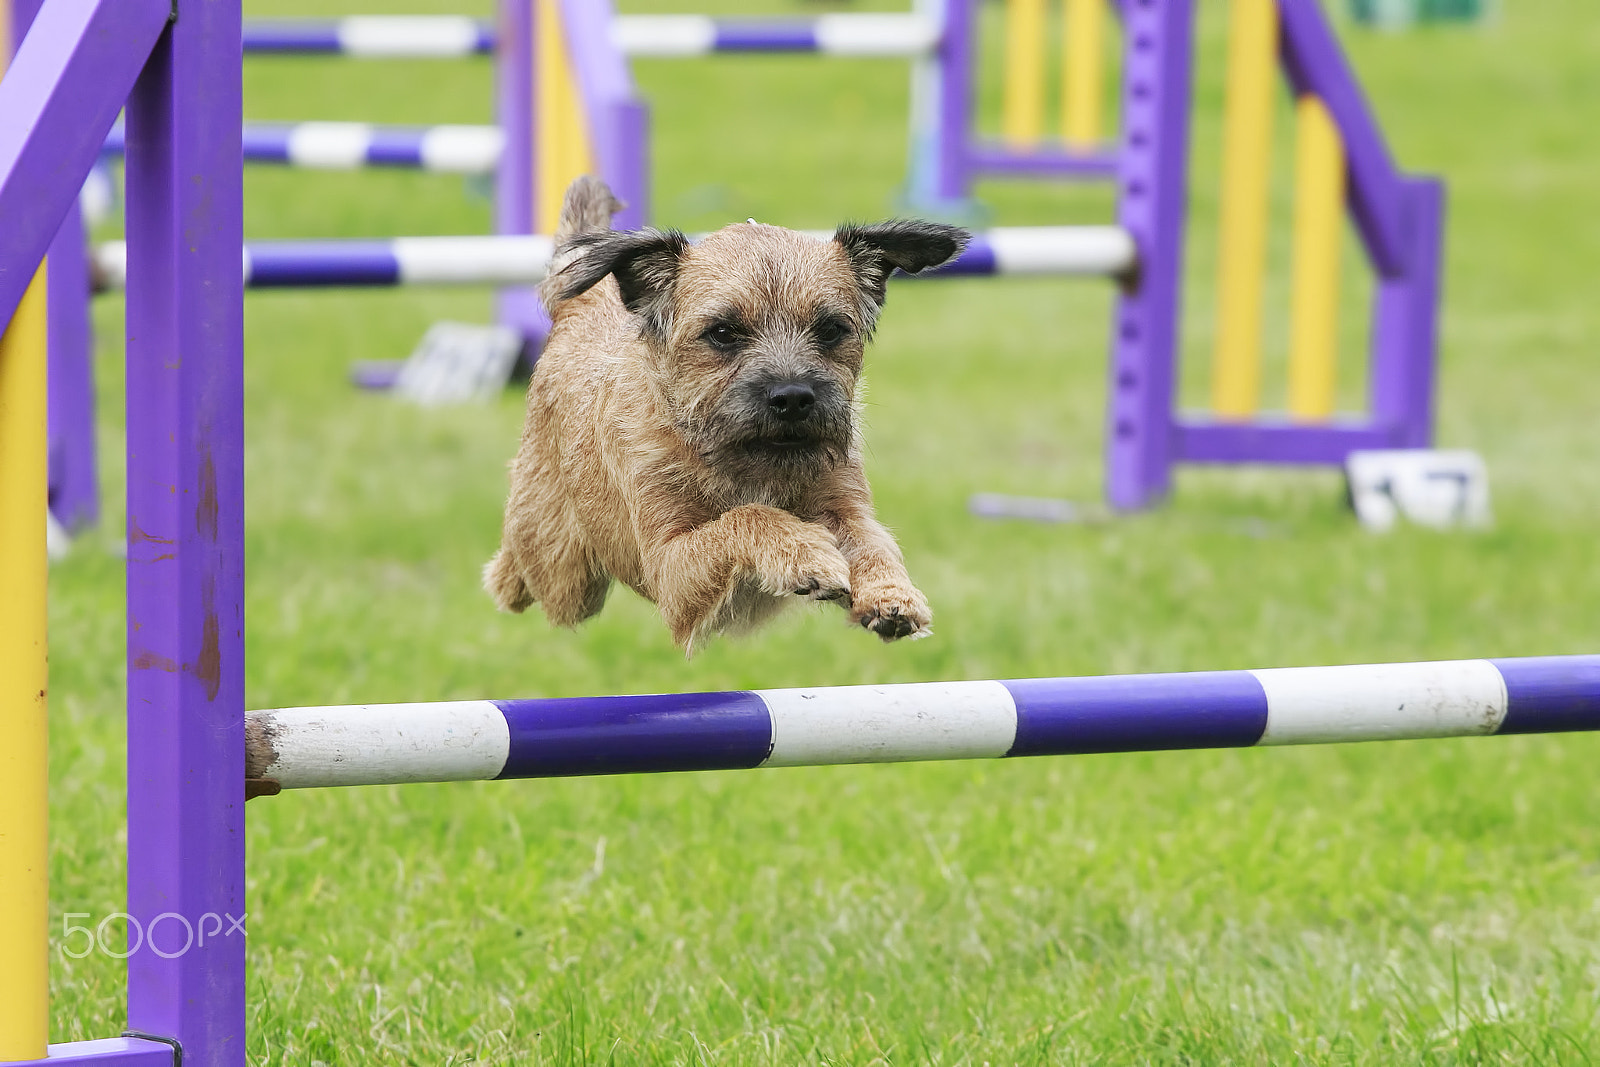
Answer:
[246,657,1600,792]
[240,13,941,59]
[103,121,506,174]
[90,227,1138,290]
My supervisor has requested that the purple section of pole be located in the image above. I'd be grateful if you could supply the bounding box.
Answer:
[349,360,405,390]
[123,0,246,1059]
[965,145,1121,181]
[1276,0,1406,277]
[1369,178,1444,448]
[936,0,975,201]
[47,204,99,530]
[240,21,341,53]
[1003,671,1268,756]
[922,238,997,276]
[1173,420,1396,464]
[364,127,426,167]
[1493,656,1600,736]
[609,99,650,231]
[0,0,170,329]
[240,125,295,164]
[1104,0,1195,510]
[494,0,550,364]
[246,243,400,287]
[712,21,817,51]
[494,692,772,778]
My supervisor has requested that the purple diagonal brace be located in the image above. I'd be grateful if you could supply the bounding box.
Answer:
[8,0,100,532]
[0,0,170,329]
[123,0,246,1061]
[559,0,649,228]
[1276,0,1408,276]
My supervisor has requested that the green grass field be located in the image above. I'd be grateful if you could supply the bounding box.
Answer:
[44,0,1600,1061]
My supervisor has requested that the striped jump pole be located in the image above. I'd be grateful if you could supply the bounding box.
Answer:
[242,16,495,57]
[245,657,1600,791]
[91,226,1138,291]
[103,121,505,175]
[240,14,942,59]
[610,14,940,57]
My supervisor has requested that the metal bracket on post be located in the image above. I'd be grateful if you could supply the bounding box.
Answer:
[122,1031,183,1066]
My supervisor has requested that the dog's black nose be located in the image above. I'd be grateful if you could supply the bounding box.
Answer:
[767,383,816,422]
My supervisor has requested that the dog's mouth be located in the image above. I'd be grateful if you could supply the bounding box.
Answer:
[736,430,827,454]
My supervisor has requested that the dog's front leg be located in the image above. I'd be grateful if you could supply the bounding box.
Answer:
[644,503,852,651]
[824,508,933,642]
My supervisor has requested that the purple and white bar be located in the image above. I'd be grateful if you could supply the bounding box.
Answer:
[92,227,1136,290]
[612,14,941,57]
[242,16,494,57]
[103,121,503,174]
[244,656,1600,789]
[240,15,940,59]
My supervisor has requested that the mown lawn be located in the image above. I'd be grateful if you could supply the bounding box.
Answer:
[44,0,1600,1062]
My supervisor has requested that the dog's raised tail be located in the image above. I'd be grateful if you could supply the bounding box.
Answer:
[554,174,623,244]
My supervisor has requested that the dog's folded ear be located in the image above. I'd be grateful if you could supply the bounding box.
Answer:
[833,220,972,312]
[544,228,690,337]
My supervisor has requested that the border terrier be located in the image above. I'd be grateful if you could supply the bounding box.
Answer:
[485,175,969,653]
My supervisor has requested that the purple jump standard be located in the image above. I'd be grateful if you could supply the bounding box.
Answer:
[244,657,1600,790]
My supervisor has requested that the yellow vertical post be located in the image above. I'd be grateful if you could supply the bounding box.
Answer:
[1286,96,1345,421]
[535,0,595,233]
[0,267,50,1063]
[1000,0,1047,147]
[1210,0,1278,419]
[1061,0,1103,149]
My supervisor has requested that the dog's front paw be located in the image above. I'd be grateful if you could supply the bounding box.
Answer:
[849,581,932,642]
[756,526,852,603]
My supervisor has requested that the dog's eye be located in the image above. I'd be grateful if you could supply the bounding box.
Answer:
[703,323,744,351]
[813,318,851,348]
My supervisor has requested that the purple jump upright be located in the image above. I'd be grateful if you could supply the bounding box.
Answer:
[121,0,247,1058]
[1105,0,1196,511]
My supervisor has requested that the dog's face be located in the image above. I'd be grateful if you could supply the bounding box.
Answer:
[552,219,968,483]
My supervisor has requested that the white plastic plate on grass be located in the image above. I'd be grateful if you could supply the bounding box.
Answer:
[1346,449,1491,533]
[393,321,522,406]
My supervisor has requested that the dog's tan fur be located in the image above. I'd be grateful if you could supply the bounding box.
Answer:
[486,176,968,653]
